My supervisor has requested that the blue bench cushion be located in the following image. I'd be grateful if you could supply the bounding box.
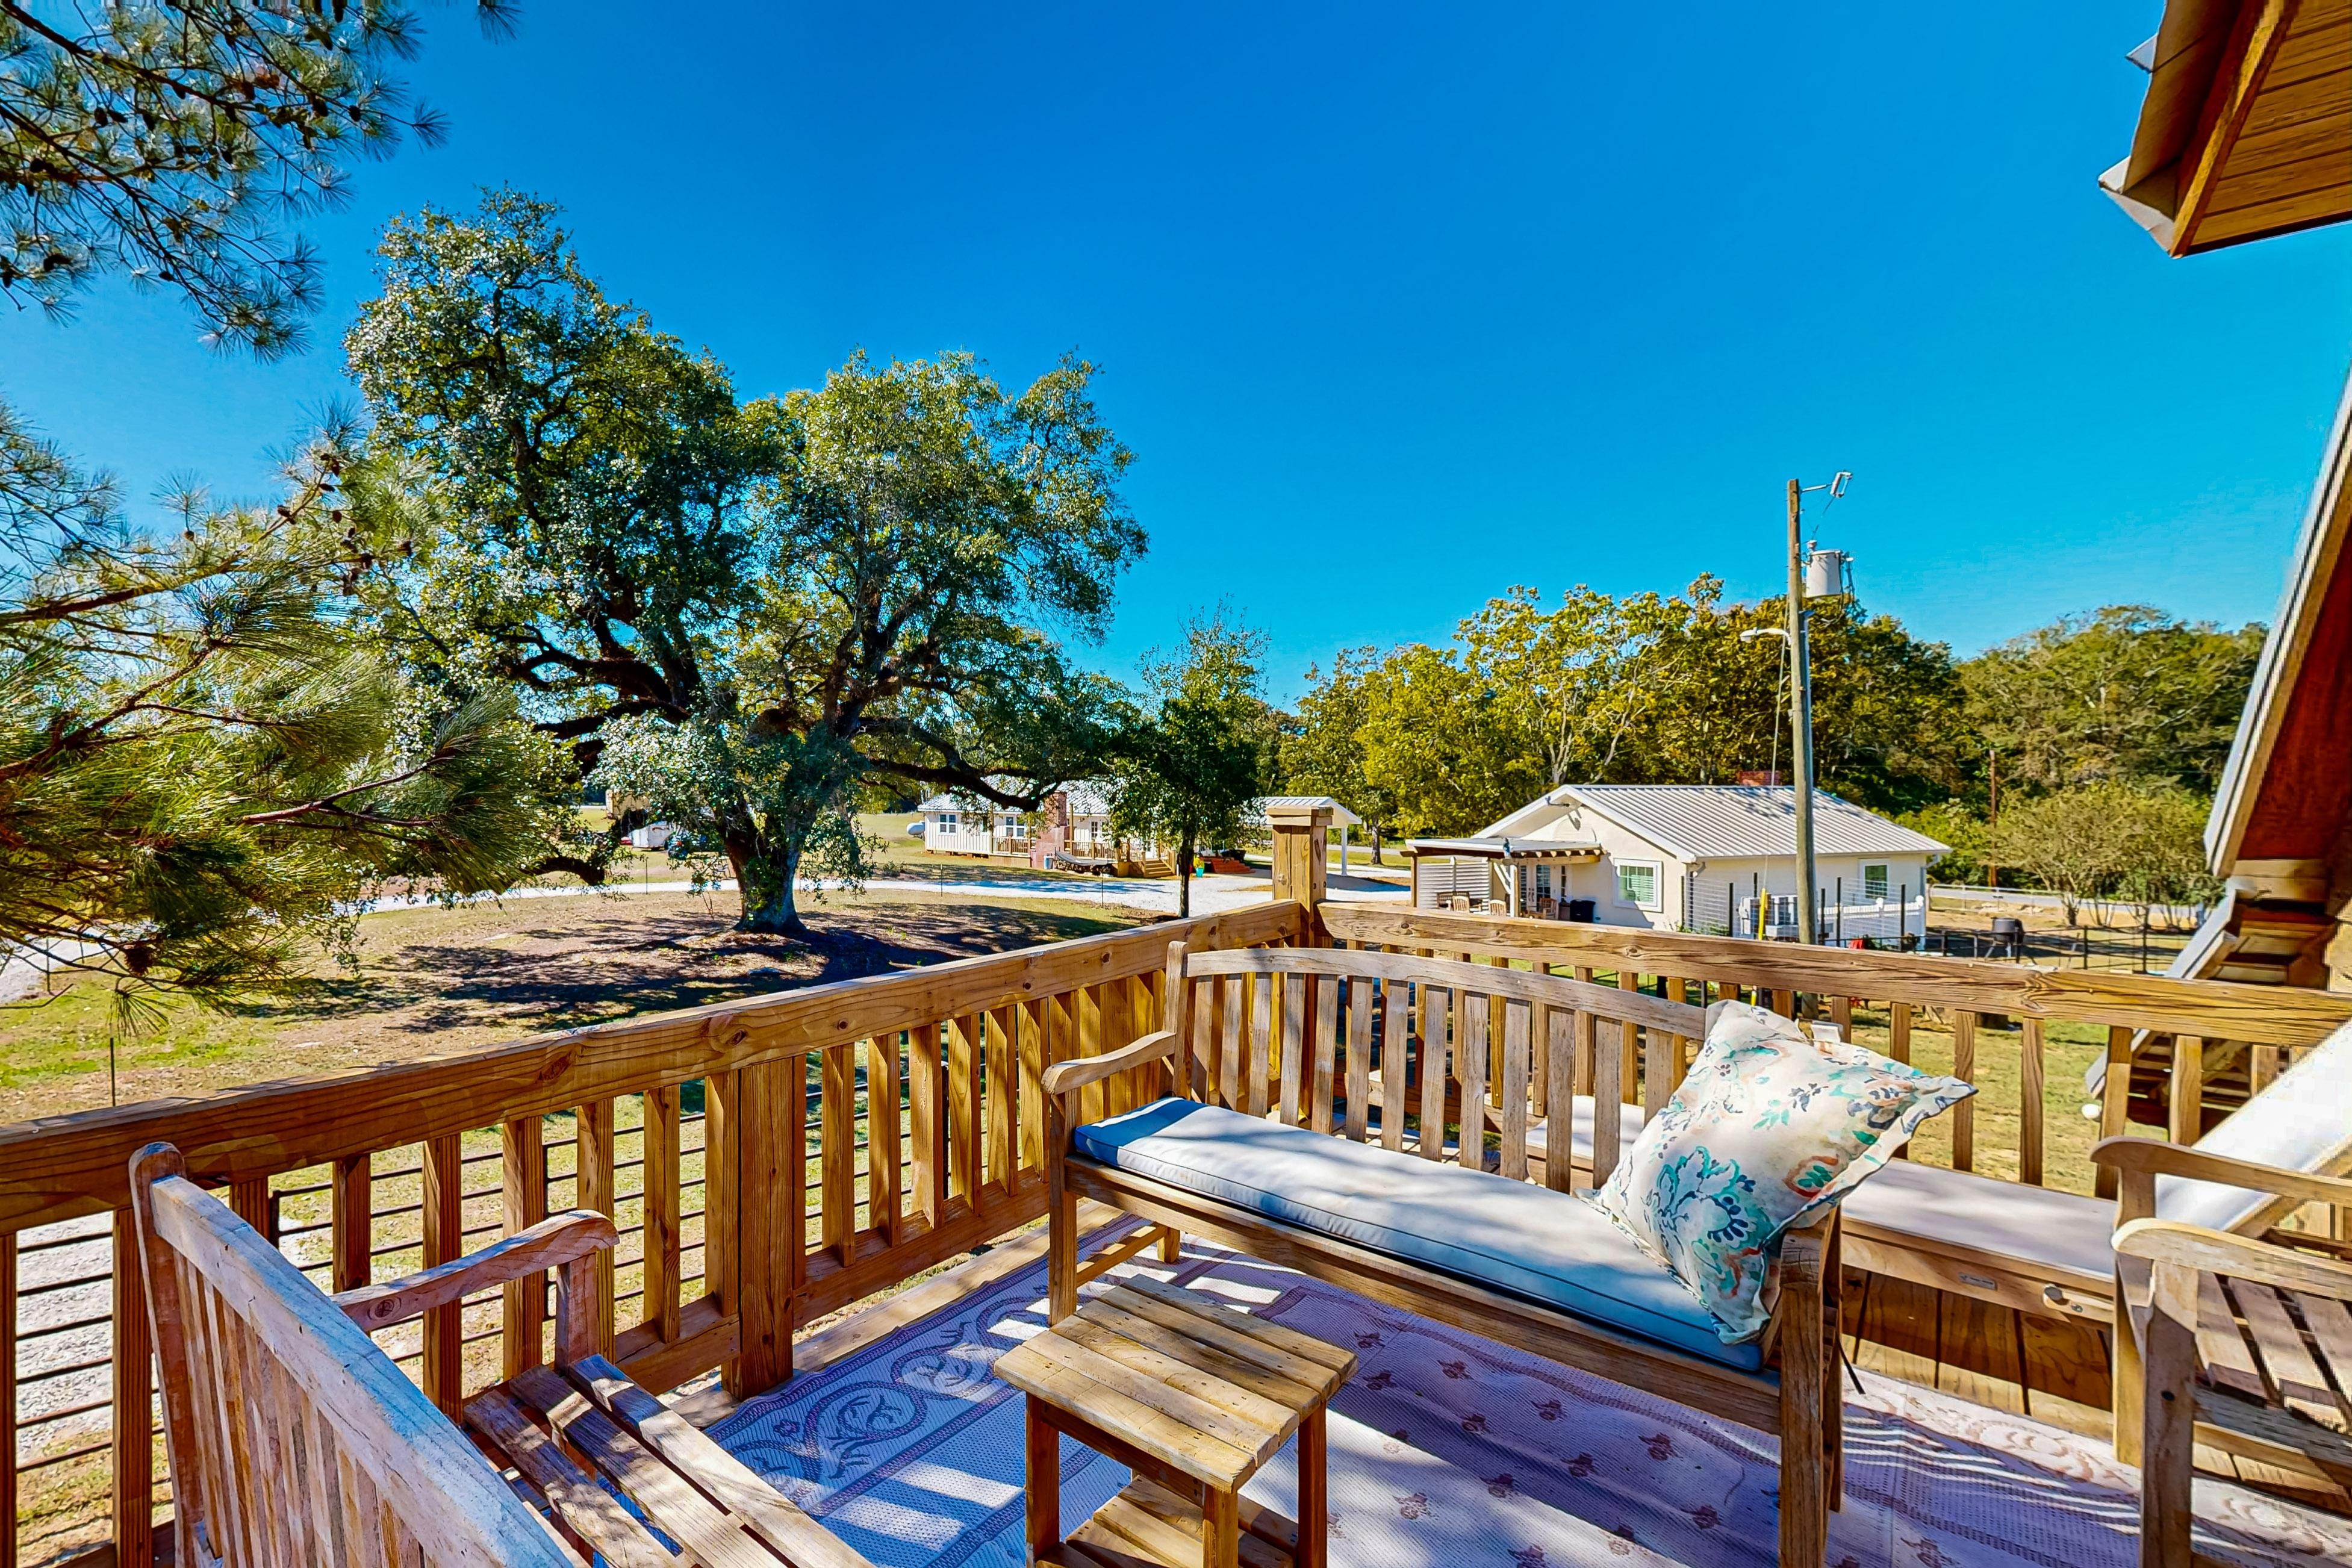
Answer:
[1071,1097,1766,1372]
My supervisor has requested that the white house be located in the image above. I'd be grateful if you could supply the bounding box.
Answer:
[916,780,1127,868]
[1407,784,1948,945]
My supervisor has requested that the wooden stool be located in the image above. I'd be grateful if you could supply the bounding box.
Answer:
[997,1274,1357,1568]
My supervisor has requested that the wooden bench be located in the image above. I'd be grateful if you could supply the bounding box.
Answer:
[126,1141,873,1568]
[1041,944,1847,1564]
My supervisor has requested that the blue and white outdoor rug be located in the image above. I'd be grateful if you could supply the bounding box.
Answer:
[708,1232,2352,1568]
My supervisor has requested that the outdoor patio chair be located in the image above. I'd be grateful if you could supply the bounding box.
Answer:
[2098,1137,2352,1567]
[126,1141,873,1567]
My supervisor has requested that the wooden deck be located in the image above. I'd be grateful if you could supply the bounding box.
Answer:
[5,820,2351,1563]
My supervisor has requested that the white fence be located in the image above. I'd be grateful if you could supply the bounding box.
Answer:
[1682,876,1927,947]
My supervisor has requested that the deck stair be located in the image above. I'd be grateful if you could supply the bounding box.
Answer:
[2101,892,2335,1133]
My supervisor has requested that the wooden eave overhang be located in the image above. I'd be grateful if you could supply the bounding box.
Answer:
[1404,838,1603,860]
[2101,0,2351,254]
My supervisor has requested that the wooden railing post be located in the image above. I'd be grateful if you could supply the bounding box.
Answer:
[1268,803,1333,935]
[111,1209,154,1566]
[422,1133,464,1411]
[331,1152,371,1293]
[727,1059,795,1397]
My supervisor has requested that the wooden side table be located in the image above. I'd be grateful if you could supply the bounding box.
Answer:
[996,1274,1357,1568]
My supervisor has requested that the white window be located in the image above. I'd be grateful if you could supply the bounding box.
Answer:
[1862,862,1890,901]
[936,812,959,833]
[1617,859,1661,910]
[1008,817,1027,839]
[1535,864,1554,900]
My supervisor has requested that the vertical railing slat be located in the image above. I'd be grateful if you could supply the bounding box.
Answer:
[911,1025,947,1228]
[985,1009,1015,1196]
[948,1015,982,1211]
[1310,973,1339,1135]
[1952,1012,1978,1172]
[646,1084,683,1343]
[2170,1035,2205,1146]
[578,1098,617,1357]
[2020,1019,2047,1188]
[1278,975,1307,1127]
[1543,1004,1575,1192]
[707,1071,743,1390]
[821,1048,856,1264]
[870,1035,903,1245]
[1499,998,1531,1183]
[1416,988,1448,1160]
[500,1115,546,1378]
[1456,995,1489,1170]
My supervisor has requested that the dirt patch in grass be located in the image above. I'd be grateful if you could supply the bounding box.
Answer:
[0,889,1140,1124]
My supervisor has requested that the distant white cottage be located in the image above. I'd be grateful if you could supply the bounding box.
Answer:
[1407,785,1948,944]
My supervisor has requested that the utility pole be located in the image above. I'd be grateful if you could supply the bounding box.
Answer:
[1788,478,1818,945]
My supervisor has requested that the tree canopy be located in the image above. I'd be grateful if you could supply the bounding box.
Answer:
[0,422,560,1016]
[1110,613,1275,918]
[1,0,514,354]
[0,2,544,1024]
[351,193,1143,932]
[1961,605,2263,795]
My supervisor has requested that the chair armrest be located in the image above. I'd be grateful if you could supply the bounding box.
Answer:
[334,1210,618,1333]
[1039,1030,1181,1098]
[2114,1218,2352,1301]
[2091,1137,2352,1209]
[1778,1209,1839,1287]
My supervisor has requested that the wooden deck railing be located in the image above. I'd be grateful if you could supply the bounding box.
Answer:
[0,900,1308,1567]
[1321,905,2352,1194]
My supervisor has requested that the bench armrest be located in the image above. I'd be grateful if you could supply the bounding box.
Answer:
[334,1210,618,1333]
[1039,1030,1182,1098]
[2114,1218,2352,1301]
[2091,1137,2352,1209]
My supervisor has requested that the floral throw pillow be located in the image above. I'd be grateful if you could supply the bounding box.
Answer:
[1581,1000,1974,1345]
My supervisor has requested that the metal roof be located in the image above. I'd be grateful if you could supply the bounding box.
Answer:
[1542,785,1949,862]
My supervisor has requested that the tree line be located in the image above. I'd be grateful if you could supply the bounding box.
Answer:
[1277,588,2261,914]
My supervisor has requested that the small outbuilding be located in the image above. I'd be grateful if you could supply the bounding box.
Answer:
[1407,784,1947,943]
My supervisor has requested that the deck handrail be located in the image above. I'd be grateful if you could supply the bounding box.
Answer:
[0,899,1308,1567]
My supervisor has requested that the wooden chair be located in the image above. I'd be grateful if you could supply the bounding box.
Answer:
[127,1142,873,1568]
[1042,943,1845,1564]
[2098,1139,2352,1567]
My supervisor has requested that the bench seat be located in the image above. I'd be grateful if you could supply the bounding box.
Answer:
[1072,1096,1762,1370]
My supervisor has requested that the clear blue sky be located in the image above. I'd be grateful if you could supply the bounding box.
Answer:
[10,2,2350,702]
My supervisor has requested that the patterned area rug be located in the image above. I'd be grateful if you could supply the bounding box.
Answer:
[709,1233,2352,1567]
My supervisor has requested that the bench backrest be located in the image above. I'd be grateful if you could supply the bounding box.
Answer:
[2167,1018,2352,1233]
[126,1145,573,1568]
[1169,946,1705,1186]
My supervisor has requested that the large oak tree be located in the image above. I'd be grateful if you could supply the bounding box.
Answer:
[351,194,1142,933]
